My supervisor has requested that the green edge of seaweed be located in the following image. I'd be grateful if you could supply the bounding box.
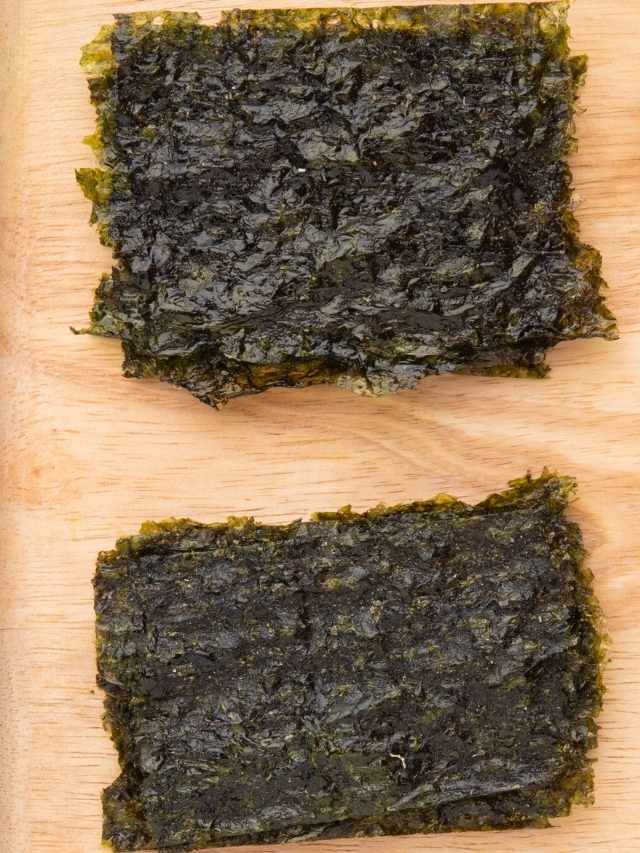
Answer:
[98,470,573,560]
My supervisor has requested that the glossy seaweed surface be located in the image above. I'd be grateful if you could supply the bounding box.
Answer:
[77,4,616,407]
[95,474,603,851]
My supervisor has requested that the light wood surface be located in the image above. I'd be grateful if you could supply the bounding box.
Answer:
[1,1,639,851]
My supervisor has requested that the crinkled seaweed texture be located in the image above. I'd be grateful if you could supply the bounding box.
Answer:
[95,473,603,852]
[77,3,616,407]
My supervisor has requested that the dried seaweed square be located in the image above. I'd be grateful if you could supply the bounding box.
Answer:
[95,474,603,851]
[77,3,616,407]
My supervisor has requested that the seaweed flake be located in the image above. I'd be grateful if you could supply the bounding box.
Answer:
[77,4,616,407]
[95,473,604,851]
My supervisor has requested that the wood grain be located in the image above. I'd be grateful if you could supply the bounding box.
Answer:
[1,1,639,851]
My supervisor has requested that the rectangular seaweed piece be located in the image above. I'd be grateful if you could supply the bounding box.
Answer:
[77,4,616,408]
[95,473,603,852]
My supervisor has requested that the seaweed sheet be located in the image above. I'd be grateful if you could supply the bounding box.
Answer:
[95,473,603,851]
[77,4,616,407]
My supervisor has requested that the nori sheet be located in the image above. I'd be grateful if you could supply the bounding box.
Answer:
[95,473,603,852]
[77,4,616,408]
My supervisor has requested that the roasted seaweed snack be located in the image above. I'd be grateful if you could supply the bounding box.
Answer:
[78,4,616,407]
[95,474,603,851]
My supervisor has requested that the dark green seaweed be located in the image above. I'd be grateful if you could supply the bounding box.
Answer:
[77,4,616,407]
[95,473,603,851]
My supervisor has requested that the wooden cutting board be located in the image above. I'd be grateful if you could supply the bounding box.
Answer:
[1,1,639,851]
